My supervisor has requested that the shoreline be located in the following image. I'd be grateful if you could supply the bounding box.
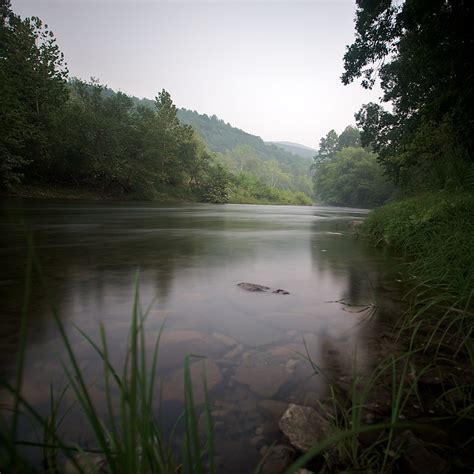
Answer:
[1,184,314,206]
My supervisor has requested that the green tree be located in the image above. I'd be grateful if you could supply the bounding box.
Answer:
[0,0,68,187]
[318,129,339,159]
[313,147,394,208]
[200,164,231,203]
[342,0,474,188]
[338,126,361,149]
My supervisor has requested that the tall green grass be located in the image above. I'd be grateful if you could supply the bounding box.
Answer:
[361,191,474,303]
[0,256,215,473]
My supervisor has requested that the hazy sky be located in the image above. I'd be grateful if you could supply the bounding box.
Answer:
[14,0,381,148]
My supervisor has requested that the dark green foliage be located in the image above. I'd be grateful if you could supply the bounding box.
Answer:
[342,0,474,188]
[0,1,68,188]
[313,146,394,208]
[362,192,474,301]
[1,3,314,205]
[48,80,213,199]
[199,164,231,204]
[337,125,361,150]
[312,128,393,207]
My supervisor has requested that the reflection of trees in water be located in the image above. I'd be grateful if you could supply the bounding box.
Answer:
[0,202,259,371]
[308,216,404,387]
[309,218,400,305]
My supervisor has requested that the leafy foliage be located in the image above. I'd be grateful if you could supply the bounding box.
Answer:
[199,164,232,204]
[177,109,313,195]
[313,146,394,208]
[1,3,313,205]
[49,80,214,199]
[0,0,68,188]
[342,0,474,189]
[312,128,394,207]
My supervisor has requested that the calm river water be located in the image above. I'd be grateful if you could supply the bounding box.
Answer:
[0,199,407,471]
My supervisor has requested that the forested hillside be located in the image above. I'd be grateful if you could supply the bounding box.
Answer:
[176,109,313,198]
[128,102,314,200]
[0,2,313,205]
[266,141,316,160]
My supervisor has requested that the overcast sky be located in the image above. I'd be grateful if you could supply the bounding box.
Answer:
[13,0,381,148]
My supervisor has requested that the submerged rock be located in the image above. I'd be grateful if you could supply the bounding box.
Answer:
[260,444,294,474]
[397,430,449,474]
[258,399,288,419]
[161,359,222,404]
[238,282,271,292]
[233,350,289,397]
[279,403,330,452]
[237,282,290,295]
[273,289,290,295]
[64,453,107,473]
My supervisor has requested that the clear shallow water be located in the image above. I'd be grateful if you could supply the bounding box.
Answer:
[0,200,406,471]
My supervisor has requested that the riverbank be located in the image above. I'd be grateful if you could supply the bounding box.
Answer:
[360,191,474,302]
[2,184,313,206]
[305,190,474,472]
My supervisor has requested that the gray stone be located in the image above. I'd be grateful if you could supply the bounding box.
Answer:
[237,282,290,295]
[238,282,271,292]
[279,403,330,452]
[233,362,288,397]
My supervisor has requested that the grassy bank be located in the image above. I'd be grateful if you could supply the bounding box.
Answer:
[317,190,474,472]
[228,188,313,206]
[361,191,474,303]
[3,184,313,206]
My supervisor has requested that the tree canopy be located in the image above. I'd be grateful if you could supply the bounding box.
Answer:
[342,0,474,189]
[312,127,395,207]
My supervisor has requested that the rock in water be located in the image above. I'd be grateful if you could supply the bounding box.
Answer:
[237,282,290,294]
[238,282,271,292]
[272,289,290,295]
[279,403,330,452]
[260,444,294,474]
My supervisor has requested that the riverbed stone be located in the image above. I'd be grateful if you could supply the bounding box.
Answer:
[260,444,294,474]
[224,344,244,359]
[396,430,449,474]
[279,403,330,452]
[233,354,289,397]
[161,359,222,404]
[212,331,238,347]
[146,329,228,370]
[258,399,288,419]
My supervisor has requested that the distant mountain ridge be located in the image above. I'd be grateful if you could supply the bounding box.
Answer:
[175,108,312,176]
[266,141,317,160]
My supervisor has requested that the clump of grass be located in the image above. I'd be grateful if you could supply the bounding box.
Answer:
[0,257,215,473]
[360,191,474,303]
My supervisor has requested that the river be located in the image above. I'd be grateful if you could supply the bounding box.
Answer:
[0,199,406,471]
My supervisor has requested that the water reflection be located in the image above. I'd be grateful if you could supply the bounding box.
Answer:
[0,199,406,472]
